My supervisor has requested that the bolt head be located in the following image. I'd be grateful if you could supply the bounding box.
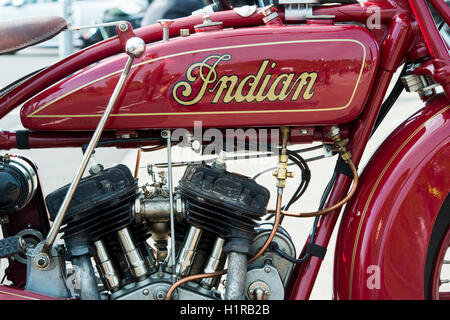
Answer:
[126,37,146,58]
[118,23,129,32]
[161,130,170,139]
[34,253,50,270]
[156,291,166,300]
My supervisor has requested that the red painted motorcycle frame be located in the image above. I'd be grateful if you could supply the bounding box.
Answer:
[0,0,449,299]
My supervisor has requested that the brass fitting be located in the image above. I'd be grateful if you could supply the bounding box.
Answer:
[328,126,352,161]
[272,163,295,188]
[1,154,10,163]
[273,126,293,188]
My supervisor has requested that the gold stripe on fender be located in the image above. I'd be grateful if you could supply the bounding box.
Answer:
[348,105,450,299]
[28,39,366,118]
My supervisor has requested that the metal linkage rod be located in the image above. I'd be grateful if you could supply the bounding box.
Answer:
[164,129,178,284]
[36,37,146,268]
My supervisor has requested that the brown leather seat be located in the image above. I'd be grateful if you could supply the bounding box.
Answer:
[0,16,68,55]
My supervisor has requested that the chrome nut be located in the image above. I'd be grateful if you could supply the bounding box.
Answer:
[34,252,51,270]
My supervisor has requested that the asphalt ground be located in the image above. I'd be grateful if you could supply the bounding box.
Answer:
[0,47,426,299]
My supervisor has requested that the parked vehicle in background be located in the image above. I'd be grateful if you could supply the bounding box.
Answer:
[80,0,206,48]
[80,0,150,49]
[140,0,205,26]
[0,0,117,48]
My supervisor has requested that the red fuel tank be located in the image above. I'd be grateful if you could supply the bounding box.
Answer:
[21,23,379,131]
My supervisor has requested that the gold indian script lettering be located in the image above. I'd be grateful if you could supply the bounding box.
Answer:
[173,54,318,106]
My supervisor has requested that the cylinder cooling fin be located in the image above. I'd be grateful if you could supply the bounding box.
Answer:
[45,164,138,244]
[28,159,294,301]
[178,164,271,253]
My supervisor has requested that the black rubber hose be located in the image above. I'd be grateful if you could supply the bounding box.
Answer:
[371,64,407,136]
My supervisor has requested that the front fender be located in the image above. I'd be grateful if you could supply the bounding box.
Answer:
[334,93,450,299]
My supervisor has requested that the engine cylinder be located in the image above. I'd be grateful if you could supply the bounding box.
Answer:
[45,164,151,290]
[178,164,270,254]
[45,164,138,246]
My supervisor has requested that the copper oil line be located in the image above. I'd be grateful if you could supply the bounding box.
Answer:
[166,127,289,300]
[267,158,358,218]
[164,122,357,299]
[133,145,169,178]
[134,148,142,178]
[166,190,284,300]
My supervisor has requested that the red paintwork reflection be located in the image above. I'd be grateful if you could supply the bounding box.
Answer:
[334,93,450,299]
[0,285,58,300]
[21,24,379,131]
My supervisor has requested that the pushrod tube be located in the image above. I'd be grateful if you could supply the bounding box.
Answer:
[285,14,416,299]
[165,129,177,284]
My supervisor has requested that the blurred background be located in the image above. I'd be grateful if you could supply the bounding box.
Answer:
[0,0,448,299]
[0,0,447,56]
[0,0,210,56]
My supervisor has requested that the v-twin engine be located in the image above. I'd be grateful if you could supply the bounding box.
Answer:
[36,162,296,300]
